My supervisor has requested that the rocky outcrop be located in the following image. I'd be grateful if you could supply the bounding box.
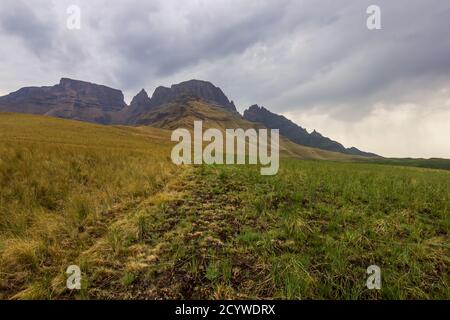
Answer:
[57,78,126,112]
[127,89,153,115]
[0,78,127,124]
[149,80,237,112]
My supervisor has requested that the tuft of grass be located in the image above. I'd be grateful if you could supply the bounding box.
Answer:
[121,273,135,286]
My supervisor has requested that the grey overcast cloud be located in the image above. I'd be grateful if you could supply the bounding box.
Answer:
[0,0,449,158]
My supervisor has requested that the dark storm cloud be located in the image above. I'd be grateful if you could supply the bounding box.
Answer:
[0,0,88,78]
[101,0,296,89]
[0,0,55,57]
[2,0,448,108]
[240,0,450,116]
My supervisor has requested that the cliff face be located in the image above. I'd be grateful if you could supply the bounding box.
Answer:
[57,78,127,112]
[0,78,127,124]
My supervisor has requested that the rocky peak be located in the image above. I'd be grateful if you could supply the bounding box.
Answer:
[246,104,262,112]
[59,77,80,88]
[126,88,154,116]
[244,104,310,137]
[244,104,269,117]
[130,89,150,106]
[150,86,173,107]
[149,79,237,112]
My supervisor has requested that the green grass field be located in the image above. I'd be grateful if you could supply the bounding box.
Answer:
[365,158,450,171]
[0,113,448,299]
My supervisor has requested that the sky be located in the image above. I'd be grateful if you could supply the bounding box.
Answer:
[0,0,449,158]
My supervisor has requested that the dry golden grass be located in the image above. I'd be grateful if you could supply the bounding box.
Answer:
[0,113,178,299]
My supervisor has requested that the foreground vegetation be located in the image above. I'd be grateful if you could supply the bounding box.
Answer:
[0,113,448,299]
[0,113,178,298]
[89,161,447,299]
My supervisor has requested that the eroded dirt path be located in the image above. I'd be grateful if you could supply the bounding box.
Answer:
[131,167,273,299]
[80,166,272,299]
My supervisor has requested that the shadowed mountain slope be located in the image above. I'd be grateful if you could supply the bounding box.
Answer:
[0,78,127,124]
[244,105,379,157]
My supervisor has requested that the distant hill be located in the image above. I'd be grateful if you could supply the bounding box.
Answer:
[243,105,379,157]
[0,78,377,158]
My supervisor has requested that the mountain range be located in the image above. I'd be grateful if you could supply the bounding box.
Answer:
[244,105,378,157]
[0,78,378,157]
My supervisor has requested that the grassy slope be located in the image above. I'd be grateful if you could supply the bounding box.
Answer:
[0,113,448,299]
[0,113,179,298]
[191,162,449,299]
